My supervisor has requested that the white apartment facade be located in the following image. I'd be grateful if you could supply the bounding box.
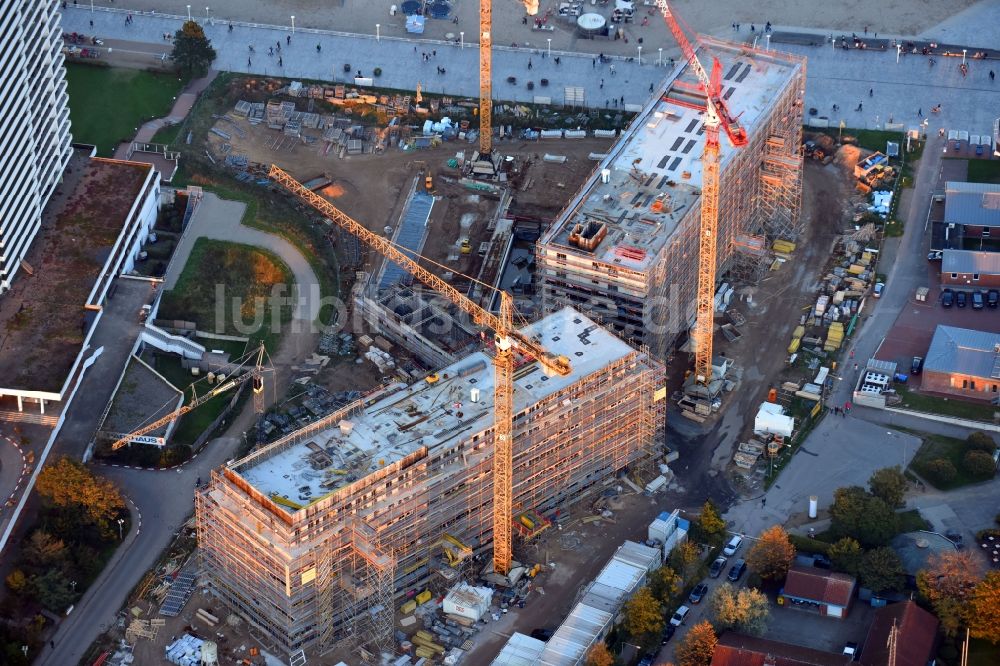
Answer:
[0,0,73,293]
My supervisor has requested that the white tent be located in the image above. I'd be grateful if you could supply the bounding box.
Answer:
[754,401,794,438]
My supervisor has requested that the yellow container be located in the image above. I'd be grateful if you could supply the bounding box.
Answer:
[788,338,801,353]
[792,325,805,339]
[416,590,432,605]
[401,600,417,615]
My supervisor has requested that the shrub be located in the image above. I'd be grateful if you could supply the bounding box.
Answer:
[963,450,996,478]
[966,431,997,453]
[373,67,382,77]
[923,458,957,484]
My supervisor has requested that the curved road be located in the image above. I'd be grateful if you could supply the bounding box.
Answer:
[164,191,323,323]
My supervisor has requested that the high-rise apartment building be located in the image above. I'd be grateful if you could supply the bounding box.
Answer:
[0,0,73,293]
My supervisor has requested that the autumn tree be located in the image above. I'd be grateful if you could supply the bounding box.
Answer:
[966,571,1000,643]
[696,500,727,545]
[868,466,908,508]
[35,457,125,537]
[649,565,683,606]
[917,551,981,636]
[966,431,997,453]
[622,586,664,648]
[675,621,718,666]
[859,547,905,594]
[708,582,770,636]
[584,642,615,666]
[746,525,796,581]
[828,537,863,576]
[669,540,703,584]
[23,530,68,568]
[5,569,28,594]
[829,486,899,547]
[171,20,217,77]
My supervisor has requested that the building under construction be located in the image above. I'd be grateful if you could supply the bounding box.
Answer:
[195,307,664,654]
[538,38,807,358]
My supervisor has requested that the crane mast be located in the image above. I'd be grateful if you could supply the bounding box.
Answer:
[268,165,570,575]
[479,0,492,155]
[656,0,747,384]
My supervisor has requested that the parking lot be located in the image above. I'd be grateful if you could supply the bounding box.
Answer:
[762,596,876,655]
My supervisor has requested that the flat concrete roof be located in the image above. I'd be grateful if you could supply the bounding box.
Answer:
[237,307,635,509]
[541,39,802,273]
[0,152,151,394]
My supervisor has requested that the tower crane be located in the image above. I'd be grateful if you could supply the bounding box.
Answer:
[268,165,571,576]
[656,1,747,385]
[109,344,267,450]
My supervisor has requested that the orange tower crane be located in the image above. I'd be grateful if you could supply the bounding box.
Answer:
[268,165,571,576]
[656,1,747,385]
[110,343,267,450]
[480,0,539,156]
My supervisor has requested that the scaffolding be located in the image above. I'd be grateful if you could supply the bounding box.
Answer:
[195,309,665,655]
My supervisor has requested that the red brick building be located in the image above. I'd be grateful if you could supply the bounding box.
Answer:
[941,249,1000,290]
[922,325,1000,401]
[860,601,939,666]
[710,633,845,666]
[779,565,856,618]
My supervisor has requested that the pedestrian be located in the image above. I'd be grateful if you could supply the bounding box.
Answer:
[991,70,996,81]
[869,87,873,97]
[278,56,283,67]
[90,19,93,28]
[853,363,859,371]
[287,35,291,45]
[554,56,560,65]
[856,102,863,112]
[316,43,321,53]
[735,23,739,31]
[50,641,55,649]
[750,24,755,32]
[766,21,771,33]
[761,497,766,507]
[600,78,604,89]
[528,58,532,69]
[732,22,736,31]
[918,108,922,117]
[268,46,273,56]
[849,349,854,359]
[610,64,615,76]
[247,57,252,67]
[592,58,596,68]
[228,23,233,32]
[432,50,437,57]
[864,25,868,35]
[649,83,653,93]
[620,95,624,105]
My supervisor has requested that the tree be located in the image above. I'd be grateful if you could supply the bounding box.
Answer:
[584,643,615,666]
[829,486,899,548]
[621,586,663,647]
[5,570,28,594]
[917,551,981,636]
[859,547,905,594]
[669,540,703,584]
[696,500,726,545]
[963,450,996,478]
[675,621,717,666]
[35,457,125,535]
[828,537,863,576]
[966,571,1000,643]
[171,20,216,77]
[868,466,908,508]
[24,530,68,568]
[746,525,796,581]
[708,582,770,636]
[30,569,76,612]
[966,431,997,453]
[648,565,682,606]
[923,458,957,486]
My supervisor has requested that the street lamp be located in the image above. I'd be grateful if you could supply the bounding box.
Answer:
[90,0,93,12]
[117,517,125,540]
[637,45,641,65]
[186,4,191,20]
[896,43,901,64]
[206,6,210,20]
[765,34,771,51]
[962,48,967,64]
[460,31,464,49]
[291,15,295,33]
[376,23,380,42]
[831,36,836,52]
[658,47,663,66]
[547,38,551,57]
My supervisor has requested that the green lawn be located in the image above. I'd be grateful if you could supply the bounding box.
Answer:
[966,159,1000,185]
[158,238,294,354]
[909,434,996,490]
[65,64,186,156]
[149,353,236,446]
[895,384,998,423]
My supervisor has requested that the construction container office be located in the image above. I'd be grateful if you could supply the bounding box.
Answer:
[195,307,665,654]
[538,38,807,359]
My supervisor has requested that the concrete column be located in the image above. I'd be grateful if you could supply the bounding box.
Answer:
[16,395,22,412]
[39,399,45,415]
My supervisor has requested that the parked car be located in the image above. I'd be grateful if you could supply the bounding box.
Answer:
[709,556,728,578]
[972,290,985,309]
[911,356,924,375]
[927,250,943,260]
[723,535,744,556]
[942,289,954,307]
[956,291,968,308]
[873,282,885,298]
[988,289,1000,308]
[728,559,747,582]
[638,655,655,666]
[843,642,860,660]
[670,605,691,626]
[689,582,709,604]
[661,624,676,644]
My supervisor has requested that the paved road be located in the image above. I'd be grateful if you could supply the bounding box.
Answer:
[164,192,323,323]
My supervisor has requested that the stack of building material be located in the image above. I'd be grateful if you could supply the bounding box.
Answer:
[734,452,759,469]
[442,583,493,622]
[788,324,805,353]
[233,100,252,117]
[824,322,844,351]
[164,634,204,666]
[772,239,796,257]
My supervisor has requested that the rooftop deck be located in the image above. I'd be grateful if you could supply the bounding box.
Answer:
[0,152,151,394]
[236,308,635,509]
[541,38,802,273]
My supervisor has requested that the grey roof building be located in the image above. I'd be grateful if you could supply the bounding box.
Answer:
[924,325,1000,378]
[942,249,1000,276]
[944,181,1000,228]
